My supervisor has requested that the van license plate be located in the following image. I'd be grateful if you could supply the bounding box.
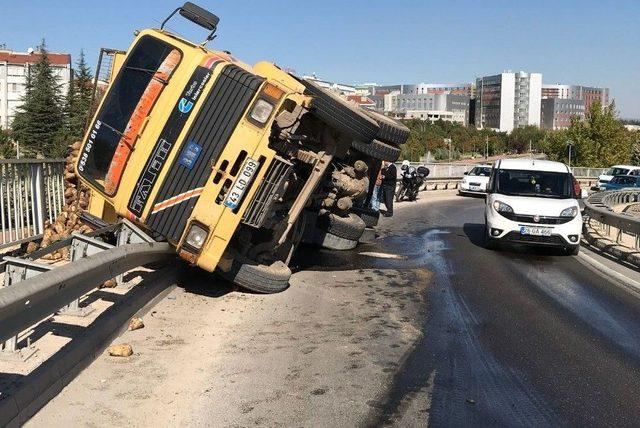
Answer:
[520,226,552,236]
[224,158,260,210]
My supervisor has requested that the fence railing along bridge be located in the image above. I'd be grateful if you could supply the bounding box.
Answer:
[1,159,66,249]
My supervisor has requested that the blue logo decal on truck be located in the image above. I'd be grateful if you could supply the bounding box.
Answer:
[178,98,194,114]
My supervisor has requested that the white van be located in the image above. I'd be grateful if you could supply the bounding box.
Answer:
[459,164,492,196]
[485,159,582,255]
[598,165,640,185]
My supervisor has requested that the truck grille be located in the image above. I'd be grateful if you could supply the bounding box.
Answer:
[146,64,264,243]
[242,156,293,228]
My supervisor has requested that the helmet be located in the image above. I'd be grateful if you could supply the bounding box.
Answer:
[401,160,410,170]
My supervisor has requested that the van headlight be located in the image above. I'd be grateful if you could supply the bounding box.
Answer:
[493,200,513,213]
[249,99,274,124]
[560,206,578,218]
[185,223,208,251]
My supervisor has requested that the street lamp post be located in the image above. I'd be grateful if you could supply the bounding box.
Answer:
[444,138,452,162]
[566,140,574,168]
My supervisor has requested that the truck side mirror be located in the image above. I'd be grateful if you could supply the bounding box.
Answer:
[161,2,220,45]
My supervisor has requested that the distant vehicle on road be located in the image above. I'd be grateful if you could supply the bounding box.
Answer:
[599,175,640,191]
[597,164,640,186]
[485,159,582,255]
[459,164,491,196]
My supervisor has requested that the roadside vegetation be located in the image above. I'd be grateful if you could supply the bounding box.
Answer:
[2,40,93,159]
[401,102,640,167]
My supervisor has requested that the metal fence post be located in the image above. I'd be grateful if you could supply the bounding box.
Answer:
[30,162,46,234]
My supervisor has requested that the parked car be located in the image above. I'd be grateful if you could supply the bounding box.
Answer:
[597,165,640,186]
[599,175,640,191]
[459,164,492,196]
[485,159,582,255]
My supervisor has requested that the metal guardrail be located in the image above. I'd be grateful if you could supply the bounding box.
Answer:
[583,189,640,237]
[399,162,607,179]
[0,159,66,248]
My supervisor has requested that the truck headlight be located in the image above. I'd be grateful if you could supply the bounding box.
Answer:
[560,206,578,218]
[249,99,274,124]
[185,223,208,251]
[493,200,513,213]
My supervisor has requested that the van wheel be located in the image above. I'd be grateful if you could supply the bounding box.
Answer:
[362,109,410,145]
[316,212,366,241]
[224,260,291,294]
[301,78,379,143]
[352,139,401,162]
[567,245,580,256]
[485,225,498,250]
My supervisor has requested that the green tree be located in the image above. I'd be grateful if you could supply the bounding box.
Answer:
[67,50,93,141]
[11,40,64,157]
[507,125,545,153]
[0,128,14,158]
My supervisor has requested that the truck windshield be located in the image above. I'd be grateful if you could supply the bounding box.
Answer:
[496,169,572,199]
[79,36,181,191]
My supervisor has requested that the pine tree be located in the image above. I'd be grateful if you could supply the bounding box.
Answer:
[11,40,64,157]
[67,50,94,141]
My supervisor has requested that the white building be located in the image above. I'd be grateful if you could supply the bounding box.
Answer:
[384,92,470,125]
[475,71,542,132]
[0,48,72,129]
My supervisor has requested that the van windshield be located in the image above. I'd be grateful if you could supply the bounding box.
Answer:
[496,169,572,199]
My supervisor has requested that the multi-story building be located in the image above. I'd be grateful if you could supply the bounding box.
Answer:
[0,48,72,129]
[475,71,542,132]
[384,92,470,125]
[540,98,585,130]
[302,74,356,96]
[542,84,609,112]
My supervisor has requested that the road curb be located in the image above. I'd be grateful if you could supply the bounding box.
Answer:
[582,223,640,269]
[576,250,640,297]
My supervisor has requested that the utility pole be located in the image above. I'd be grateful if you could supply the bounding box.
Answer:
[529,139,532,156]
[445,138,452,162]
[567,140,574,168]
[485,136,489,160]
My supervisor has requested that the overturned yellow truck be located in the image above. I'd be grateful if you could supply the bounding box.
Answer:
[77,2,409,293]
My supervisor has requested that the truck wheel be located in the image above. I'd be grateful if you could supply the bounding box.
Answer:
[225,260,291,294]
[316,212,366,241]
[359,227,376,244]
[350,206,380,227]
[352,139,401,162]
[362,109,410,145]
[301,79,379,143]
[314,230,358,250]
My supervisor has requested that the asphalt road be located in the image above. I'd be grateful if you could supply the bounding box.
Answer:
[28,193,640,427]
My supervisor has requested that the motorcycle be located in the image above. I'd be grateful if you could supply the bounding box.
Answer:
[396,165,430,202]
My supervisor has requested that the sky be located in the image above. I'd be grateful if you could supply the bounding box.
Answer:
[1,0,639,118]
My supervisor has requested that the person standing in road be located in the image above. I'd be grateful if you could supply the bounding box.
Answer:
[380,161,397,217]
[370,166,383,211]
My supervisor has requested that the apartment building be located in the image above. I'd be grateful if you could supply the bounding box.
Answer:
[384,92,470,125]
[540,98,585,130]
[0,48,72,129]
[475,71,542,132]
[542,84,609,111]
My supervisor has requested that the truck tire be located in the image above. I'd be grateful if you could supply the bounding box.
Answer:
[314,230,358,251]
[362,109,410,145]
[316,212,366,241]
[225,260,291,294]
[359,227,376,244]
[301,79,379,143]
[351,206,380,227]
[352,139,401,162]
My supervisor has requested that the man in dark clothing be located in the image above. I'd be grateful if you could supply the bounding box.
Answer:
[380,161,397,217]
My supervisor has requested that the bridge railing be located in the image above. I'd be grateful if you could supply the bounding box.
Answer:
[583,189,640,253]
[0,159,66,249]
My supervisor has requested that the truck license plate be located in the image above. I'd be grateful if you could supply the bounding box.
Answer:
[224,158,260,210]
[520,226,552,236]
